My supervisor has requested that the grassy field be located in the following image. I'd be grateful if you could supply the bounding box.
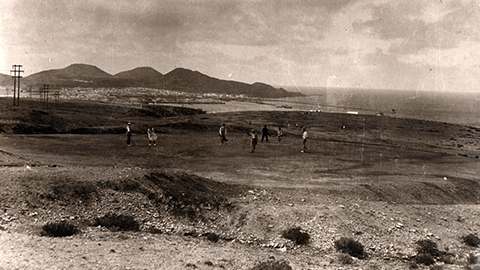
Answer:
[1,97,480,269]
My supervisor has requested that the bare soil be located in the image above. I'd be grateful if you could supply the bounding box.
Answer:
[0,98,479,269]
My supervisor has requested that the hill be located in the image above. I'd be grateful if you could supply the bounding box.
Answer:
[113,67,164,88]
[114,66,164,80]
[0,73,12,84]
[0,73,12,91]
[8,64,298,98]
[159,68,293,98]
[21,64,116,89]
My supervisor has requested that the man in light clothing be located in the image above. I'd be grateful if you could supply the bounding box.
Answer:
[301,127,309,153]
[219,123,228,145]
[147,128,157,146]
[126,122,132,146]
[247,129,258,153]
[277,127,283,142]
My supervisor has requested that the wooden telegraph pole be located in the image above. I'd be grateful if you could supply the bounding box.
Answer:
[42,85,49,109]
[54,90,59,110]
[10,65,24,107]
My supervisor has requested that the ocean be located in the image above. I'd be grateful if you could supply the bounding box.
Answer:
[280,87,480,127]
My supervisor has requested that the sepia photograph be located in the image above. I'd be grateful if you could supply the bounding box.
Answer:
[1,0,479,269]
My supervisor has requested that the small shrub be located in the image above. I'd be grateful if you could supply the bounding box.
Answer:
[439,253,455,264]
[147,227,162,234]
[466,253,479,264]
[51,181,98,202]
[462,234,480,247]
[93,213,139,231]
[415,253,435,266]
[206,232,220,243]
[104,179,140,192]
[337,253,353,265]
[281,227,310,245]
[429,265,443,270]
[409,262,419,269]
[334,237,366,258]
[42,221,78,237]
[250,259,293,270]
[415,239,441,257]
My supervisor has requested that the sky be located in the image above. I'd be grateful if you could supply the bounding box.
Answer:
[1,0,480,92]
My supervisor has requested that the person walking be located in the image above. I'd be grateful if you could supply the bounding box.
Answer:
[247,129,258,153]
[147,127,157,146]
[219,123,228,145]
[126,122,132,146]
[261,125,270,142]
[301,127,309,153]
[277,127,283,143]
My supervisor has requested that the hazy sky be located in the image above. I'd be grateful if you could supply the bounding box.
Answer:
[1,0,479,92]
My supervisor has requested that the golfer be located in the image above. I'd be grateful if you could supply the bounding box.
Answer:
[247,129,258,153]
[261,125,270,142]
[147,128,157,146]
[219,123,228,145]
[301,127,309,153]
[277,127,283,142]
[126,122,132,146]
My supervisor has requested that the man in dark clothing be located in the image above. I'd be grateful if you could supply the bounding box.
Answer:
[261,125,270,142]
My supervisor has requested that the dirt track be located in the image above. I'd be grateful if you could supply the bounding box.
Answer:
[1,107,480,269]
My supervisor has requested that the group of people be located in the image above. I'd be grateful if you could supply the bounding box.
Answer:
[222,123,309,153]
[125,122,157,147]
[126,122,309,153]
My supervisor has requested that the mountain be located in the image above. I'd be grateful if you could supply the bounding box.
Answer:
[158,68,294,98]
[16,63,297,98]
[113,67,164,88]
[22,64,114,88]
[0,73,12,86]
[114,66,163,80]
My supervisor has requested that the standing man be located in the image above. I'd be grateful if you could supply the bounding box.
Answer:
[261,125,270,142]
[219,123,228,145]
[247,129,258,153]
[277,127,283,143]
[301,127,309,153]
[126,122,132,146]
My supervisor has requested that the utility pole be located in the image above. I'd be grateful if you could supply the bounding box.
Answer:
[42,85,49,109]
[54,90,59,110]
[10,65,24,107]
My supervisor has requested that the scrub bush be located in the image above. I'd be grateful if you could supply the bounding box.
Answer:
[42,221,78,237]
[334,237,366,258]
[281,227,310,245]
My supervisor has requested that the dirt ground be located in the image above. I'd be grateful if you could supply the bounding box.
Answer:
[0,101,480,269]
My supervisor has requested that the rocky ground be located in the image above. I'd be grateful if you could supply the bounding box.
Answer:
[0,99,479,269]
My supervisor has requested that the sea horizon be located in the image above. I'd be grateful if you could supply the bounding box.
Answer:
[278,87,480,127]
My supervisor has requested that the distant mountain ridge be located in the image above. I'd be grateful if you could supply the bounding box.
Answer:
[2,63,297,98]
